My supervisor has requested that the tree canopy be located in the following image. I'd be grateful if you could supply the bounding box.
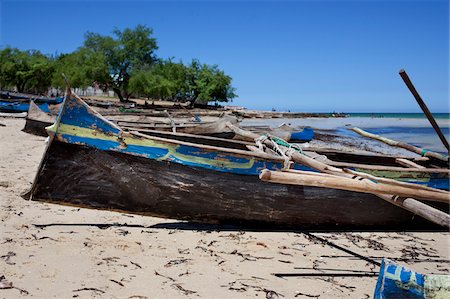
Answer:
[129,59,236,105]
[0,24,237,105]
[0,48,54,93]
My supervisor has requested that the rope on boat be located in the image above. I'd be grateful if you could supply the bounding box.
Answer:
[256,134,303,169]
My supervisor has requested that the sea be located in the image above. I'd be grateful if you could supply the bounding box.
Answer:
[347,113,450,120]
[242,113,450,154]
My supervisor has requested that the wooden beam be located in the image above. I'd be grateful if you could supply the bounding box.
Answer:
[260,170,450,203]
[395,158,426,169]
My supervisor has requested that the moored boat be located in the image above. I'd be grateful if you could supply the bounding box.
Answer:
[25,89,449,229]
[0,90,63,104]
[22,101,55,136]
[0,99,50,113]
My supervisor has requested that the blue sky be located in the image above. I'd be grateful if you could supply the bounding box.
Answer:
[1,0,448,112]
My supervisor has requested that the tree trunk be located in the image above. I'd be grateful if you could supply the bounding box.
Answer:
[113,87,126,102]
[188,96,197,108]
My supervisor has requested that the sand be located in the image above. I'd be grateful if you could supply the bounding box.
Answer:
[1,118,449,298]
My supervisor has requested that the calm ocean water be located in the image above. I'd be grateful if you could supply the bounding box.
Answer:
[243,113,450,154]
[337,126,449,154]
[342,113,449,153]
[347,113,450,119]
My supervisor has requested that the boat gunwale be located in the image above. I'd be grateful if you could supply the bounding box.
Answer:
[55,90,287,163]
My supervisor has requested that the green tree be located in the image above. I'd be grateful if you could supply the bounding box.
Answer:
[0,47,54,93]
[185,60,236,106]
[83,25,158,101]
[129,59,236,105]
[52,48,109,90]
[129,59,188,100]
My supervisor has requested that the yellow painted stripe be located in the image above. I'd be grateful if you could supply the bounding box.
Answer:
[52,123,256,170]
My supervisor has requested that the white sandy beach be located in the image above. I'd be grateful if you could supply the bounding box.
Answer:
[1,117,449,298]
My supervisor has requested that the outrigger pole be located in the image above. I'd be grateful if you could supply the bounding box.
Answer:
[399,69,449,154]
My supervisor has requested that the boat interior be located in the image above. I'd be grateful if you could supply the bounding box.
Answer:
[124,127,450,173]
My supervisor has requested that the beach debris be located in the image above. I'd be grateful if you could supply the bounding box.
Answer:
[164,258,191,268]
[207,240,217,247]
[72,287,105,294]
[294,292,320,298]
[224,280,284,298]
[31,233,58,241]
[0,275,13,289]
[178,248,190,254]
[273,272,378,277]
[171,283,197,296]
[128,296,149,299]
[130,261,142,269]
[110,279,125,287]
[342,233,387,251]
[229,249,273,262]
[257,241,268,248]
[0,276,29,295]
[154,271,176,282]
[0,122,5,127]
[178,270,190,277]
[1,251,16,265]
[115,229,130,236]
[301,232,381,267]
[278,251,294,257]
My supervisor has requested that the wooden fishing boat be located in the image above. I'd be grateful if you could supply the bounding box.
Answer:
[22,101,55,136]
[25,89,449,229]
[0,90,63,104]
[0,99,51,113]
[20,100,316,142]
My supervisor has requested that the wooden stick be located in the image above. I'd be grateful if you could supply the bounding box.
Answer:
[399,69,450,153]
[260,170,450,203]
[326,159,448,173]
[351,127,449,163]
[284,151,450,228]
[395,158,425,169]
[163,110,176,133]
[286,168,449,194]
[340,168,449,194]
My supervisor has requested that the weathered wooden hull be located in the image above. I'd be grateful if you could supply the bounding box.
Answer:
[22,118,52,136]
[30,140,444,229]
[26,89,448,230]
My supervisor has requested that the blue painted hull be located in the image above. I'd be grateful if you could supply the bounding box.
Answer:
[0,91,63,104]
[0,101,50,113]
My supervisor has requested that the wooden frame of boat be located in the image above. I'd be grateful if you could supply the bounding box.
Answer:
[25,88,449,230]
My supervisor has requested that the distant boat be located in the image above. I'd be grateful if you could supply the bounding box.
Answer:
[0,90,63,105]
[0,100,50,113]
[25,88,449,229]
[22,101,55,136]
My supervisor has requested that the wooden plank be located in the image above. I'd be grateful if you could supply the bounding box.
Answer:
[325,159,449,173]
[395,158,426,169]
[260,170,450,203]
